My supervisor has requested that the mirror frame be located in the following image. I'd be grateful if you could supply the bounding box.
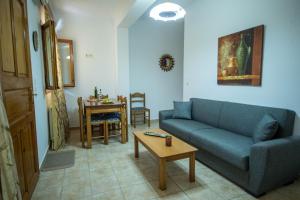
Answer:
[58,39,75,87]
[41,20,58,90]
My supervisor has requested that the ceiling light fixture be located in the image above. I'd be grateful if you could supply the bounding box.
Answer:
[149,2,186,22]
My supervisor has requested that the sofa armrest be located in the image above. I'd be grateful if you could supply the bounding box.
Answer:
[159,110,174,121]
[249,136,300,195]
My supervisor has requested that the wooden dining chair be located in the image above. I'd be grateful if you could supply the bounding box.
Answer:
[119,95,128,141]
[130,92,150,128]
[77,97,107,147]
[77,97,87,147]
[104,96,128,143]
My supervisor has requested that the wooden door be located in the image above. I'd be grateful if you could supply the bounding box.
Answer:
[0,0,39,199]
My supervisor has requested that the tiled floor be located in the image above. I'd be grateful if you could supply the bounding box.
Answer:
[32,121,300,200]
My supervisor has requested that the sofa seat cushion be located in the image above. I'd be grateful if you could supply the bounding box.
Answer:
[160,119,213,142]
[190,128,253,170]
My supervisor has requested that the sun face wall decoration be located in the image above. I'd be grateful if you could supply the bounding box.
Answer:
[159,54,175,72]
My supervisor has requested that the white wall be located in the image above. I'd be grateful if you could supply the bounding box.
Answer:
[129,18,184,119]
[117,28,130,97]
[52,2,124,127]
[184,0,300,134]
[27,0,49,167]
[51,0,156,127]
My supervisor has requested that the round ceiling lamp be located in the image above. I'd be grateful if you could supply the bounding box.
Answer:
[149,2,186,22]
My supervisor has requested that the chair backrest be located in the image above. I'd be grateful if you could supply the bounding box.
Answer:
[77,97,83,114]
[118,95,127,104]
[130,92,145,109]
[77,97,84,134]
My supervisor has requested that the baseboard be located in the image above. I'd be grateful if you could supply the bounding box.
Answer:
[39,144,49,169]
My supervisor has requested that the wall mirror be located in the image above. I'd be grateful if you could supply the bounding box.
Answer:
[58,39,75,87]
[41,20,58,90]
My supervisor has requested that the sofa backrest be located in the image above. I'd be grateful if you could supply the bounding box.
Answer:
[190,98,223,127]
[190,98,295,138]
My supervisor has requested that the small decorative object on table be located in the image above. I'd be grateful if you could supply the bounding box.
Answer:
[165,135,172,146]
[144,131,167,138]
[94,86,98,99]
[102,98,113,104]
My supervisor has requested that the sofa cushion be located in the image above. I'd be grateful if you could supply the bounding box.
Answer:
[173,101,192,119]
[190,98,223,127]
[160,119,213,142]
[189,128,253,170]
[218,101,295,138]
[253,114,279,143]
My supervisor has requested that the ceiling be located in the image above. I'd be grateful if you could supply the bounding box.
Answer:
[50,0,133,18]
[140,0,193,20]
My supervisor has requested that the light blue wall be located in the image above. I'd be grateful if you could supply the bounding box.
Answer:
[129,18,184,119]
[184,0,300,134]
[27,0,49,167]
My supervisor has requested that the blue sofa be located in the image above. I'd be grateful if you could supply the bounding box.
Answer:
[159,98,300,196]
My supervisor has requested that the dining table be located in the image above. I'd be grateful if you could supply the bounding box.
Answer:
[84,99,127,148]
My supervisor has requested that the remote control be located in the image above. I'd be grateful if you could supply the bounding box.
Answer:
[144,132,167,138]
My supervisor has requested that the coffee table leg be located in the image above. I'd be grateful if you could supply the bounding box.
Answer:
[189,152,195,182]
[159,158,166,190]
[134,135,139,158]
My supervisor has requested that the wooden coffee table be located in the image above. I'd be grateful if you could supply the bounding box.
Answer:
[134,128,198,190]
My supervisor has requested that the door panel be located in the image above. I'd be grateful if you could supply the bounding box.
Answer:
[0,0,15,73]
[0,0,39,199]
[4,88,31,123]
[21,118,38,194]
[13,0,28,76]
[11,128,26,195]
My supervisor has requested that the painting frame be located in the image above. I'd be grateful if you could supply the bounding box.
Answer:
[217,25,264,86]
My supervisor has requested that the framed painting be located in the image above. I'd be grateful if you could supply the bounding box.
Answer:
[217,25,264,86]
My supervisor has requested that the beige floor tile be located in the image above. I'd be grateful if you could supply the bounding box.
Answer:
[92,188,125,200]
[35,172,64,191]
[116,170,146,187]
[208,178,247,200]
[90,167,115,178]
[39,168,65,180]
[155,192,190,200]
[121,183,158,200]
[139,166,160,181]
[112,163,143,175]
[89,160,112,170]
[88,152,110,161]
[185,186,222,200]
[75,155,89,163]
[63,171,91,186]
[65,168,90,179]
[33,123,300,200]
[61,182,92,199]
[166,162,188,176]
[232,194,257,200]
[91,175,120,194]
[32,186,62,200]
[110,159,136,171]
[196,169,225,184]
[148,178,182,197]
[171,174,204,191]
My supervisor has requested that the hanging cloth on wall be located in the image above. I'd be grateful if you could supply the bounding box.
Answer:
[0,84,22,200]
[41,5,69,151]
[48,36,70,150]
